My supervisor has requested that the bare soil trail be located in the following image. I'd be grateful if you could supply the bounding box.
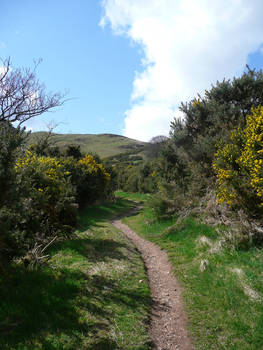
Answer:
[112,208,194,350]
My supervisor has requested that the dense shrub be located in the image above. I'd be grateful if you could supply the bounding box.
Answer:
[64,144,83,159]
[0,123,27,266]
[114,162,159,194]
[167,67,263,196]
[147,182,185,219]
[61,154,111,207]
[0,148,112,266]
[0,152,77,261]
[16,151,78,228]
[0,122,26,207]
[213,106,263,216]
[77,154,111,205]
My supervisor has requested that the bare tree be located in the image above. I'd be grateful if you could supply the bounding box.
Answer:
[0,57,66,125]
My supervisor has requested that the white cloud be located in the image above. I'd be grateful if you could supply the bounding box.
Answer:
[0,41,6,49]
[100,0,263,141]
[23,117,54,133]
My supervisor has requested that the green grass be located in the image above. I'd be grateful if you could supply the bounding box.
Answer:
[29,132,146,159]
[119,193,263,350]
[0,198,151,350]
[114,191,152,203]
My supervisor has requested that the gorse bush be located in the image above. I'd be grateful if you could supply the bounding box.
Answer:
[213,106,263,216]
[62,154,111,207]
[113,68,263,245]
[0,151,77,265]
[15,151,78,233]
[0,122,26,207]
[0,146,112,266]
[0,123,28,266]
[77,154,111,205]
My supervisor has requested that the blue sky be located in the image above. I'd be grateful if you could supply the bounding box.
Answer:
[1,0,263,141]
[0,0,141,135]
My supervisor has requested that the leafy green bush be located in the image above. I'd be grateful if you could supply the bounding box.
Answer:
[0,122,26,207]
[114,161,159,194]
[147,182,185,219]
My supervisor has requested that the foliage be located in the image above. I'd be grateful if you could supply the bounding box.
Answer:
[0,122,26,207]
[145,135,168,160]
[114,161,159,194]
[145,68,263,221]
[0,151,78,264]
[61,154,111,207]
[172,67,263,166]
[0,143,112,266]
[65,144,83,159]
[213,106,263,216]
[147,182,187,219]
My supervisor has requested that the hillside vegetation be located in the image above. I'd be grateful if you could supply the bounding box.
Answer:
[29,132,146,159]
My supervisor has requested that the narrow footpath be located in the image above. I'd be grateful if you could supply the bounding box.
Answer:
[113,215,194,350]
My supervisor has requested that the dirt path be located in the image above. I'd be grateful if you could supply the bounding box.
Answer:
[113,213,194,350]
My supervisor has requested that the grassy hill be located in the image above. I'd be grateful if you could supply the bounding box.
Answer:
[28,132,147,159]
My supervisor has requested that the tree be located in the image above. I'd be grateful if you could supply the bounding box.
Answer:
[146,135,168,159]
[0,57,66,125]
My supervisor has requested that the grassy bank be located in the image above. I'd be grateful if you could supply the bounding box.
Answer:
[0,198,151,350]
[29,132,146,159]
[119,192,263,350]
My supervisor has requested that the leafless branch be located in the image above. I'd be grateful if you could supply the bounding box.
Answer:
[0,57,67,124]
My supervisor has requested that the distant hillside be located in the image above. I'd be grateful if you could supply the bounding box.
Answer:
[28,132,147,159]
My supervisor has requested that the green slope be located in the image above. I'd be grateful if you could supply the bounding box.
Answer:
[28,132,147,159]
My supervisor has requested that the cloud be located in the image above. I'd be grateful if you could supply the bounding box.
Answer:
[0,41,6,49]
[23,116,55,133]
[100,0,263,141]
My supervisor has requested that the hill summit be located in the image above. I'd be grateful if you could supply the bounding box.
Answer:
[29,132,147,159]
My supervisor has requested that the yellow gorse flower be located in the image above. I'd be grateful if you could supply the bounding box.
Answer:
[213,106,263,211]
[79,154,110,181]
